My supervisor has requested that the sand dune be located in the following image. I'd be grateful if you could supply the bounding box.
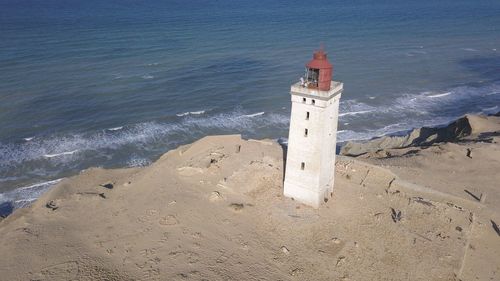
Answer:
[0,115,499,280]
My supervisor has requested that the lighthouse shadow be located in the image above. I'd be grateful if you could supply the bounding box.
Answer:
[277,138,288,181]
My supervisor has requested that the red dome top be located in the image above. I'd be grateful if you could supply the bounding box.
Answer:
[306,50,332,69]
[304,49,333,91]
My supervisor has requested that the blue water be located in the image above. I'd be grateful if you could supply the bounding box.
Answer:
[1,0,500,209]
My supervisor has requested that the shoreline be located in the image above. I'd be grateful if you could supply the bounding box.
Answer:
[1,112,499,218]
[0,113,499,280]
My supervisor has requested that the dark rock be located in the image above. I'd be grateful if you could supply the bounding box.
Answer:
[100,183,114,189]
[46,200,58,211]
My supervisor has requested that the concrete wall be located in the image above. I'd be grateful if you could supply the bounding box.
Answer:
[284,81,342,208]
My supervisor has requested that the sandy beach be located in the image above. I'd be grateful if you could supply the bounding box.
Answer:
[0,114,499,280]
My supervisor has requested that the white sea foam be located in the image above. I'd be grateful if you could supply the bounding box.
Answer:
[127,156,152,167]
[43,150,79,158]
[107,126,124,131]
[243,112,265,117]
[23,137,34,141]
[461,48,478,52]
[0,178,63,211]
[406,50,427,56]
[276,137,288,145]
[14,198,37,204]
[339,110,373,117]
[482,105,498,113]
[16,178,63,191]
[0,108,289,170]
[427,92,452,98]
[142,75,154,79]
[176,110,206,117]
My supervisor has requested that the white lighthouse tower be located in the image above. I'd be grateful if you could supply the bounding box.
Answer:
[284,49,343,208]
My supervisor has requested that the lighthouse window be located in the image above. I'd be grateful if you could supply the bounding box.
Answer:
[304,128,308,137]
[301,162,305,170]
[306,112,310,120]
[312,99,316,105]
[306,68,320,87]
[302,97,306,103]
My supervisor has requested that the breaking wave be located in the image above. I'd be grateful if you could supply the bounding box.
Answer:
[107,126,124,131]
[0,109,289,172]
[141,74,154,79]
[43,150,79,158]
[337,81,500,141]
[427,92,452,98]
[242,112,265,117]
[176,110,206,117]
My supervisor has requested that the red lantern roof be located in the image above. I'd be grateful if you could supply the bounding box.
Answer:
[306,50,332,69]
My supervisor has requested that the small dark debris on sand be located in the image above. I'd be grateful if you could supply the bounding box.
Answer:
[411,197,434,207]
[464,189,481,202]
[466,148,472,158]
[46,201,58,211]
[100,183,114,189]
[492,220,500,236]
[390,208,402,223]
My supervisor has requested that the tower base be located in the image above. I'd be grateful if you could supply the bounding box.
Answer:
[284,180,327,208]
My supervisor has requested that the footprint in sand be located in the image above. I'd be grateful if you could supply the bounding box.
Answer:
[159,215,178,226]
[228,203,245,212]
[191,232,202,239]
[38,261,79,281]
[158,232,169,243]
[209,191,224,202]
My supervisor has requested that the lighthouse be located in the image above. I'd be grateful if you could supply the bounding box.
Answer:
[284,49,343,208]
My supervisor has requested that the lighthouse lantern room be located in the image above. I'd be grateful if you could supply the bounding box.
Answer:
[302,49,333,91]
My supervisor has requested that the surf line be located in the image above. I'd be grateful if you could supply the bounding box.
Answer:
[427,92,452,98]
[243,112,265,117]
[107,126,124,131]
[339,110,372,117]
[43,150,79,158]
[176,110,206,117]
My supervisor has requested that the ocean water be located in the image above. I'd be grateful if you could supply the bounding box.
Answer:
[1,0,500,211]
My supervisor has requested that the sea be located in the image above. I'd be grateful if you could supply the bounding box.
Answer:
[1,0,500,214]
